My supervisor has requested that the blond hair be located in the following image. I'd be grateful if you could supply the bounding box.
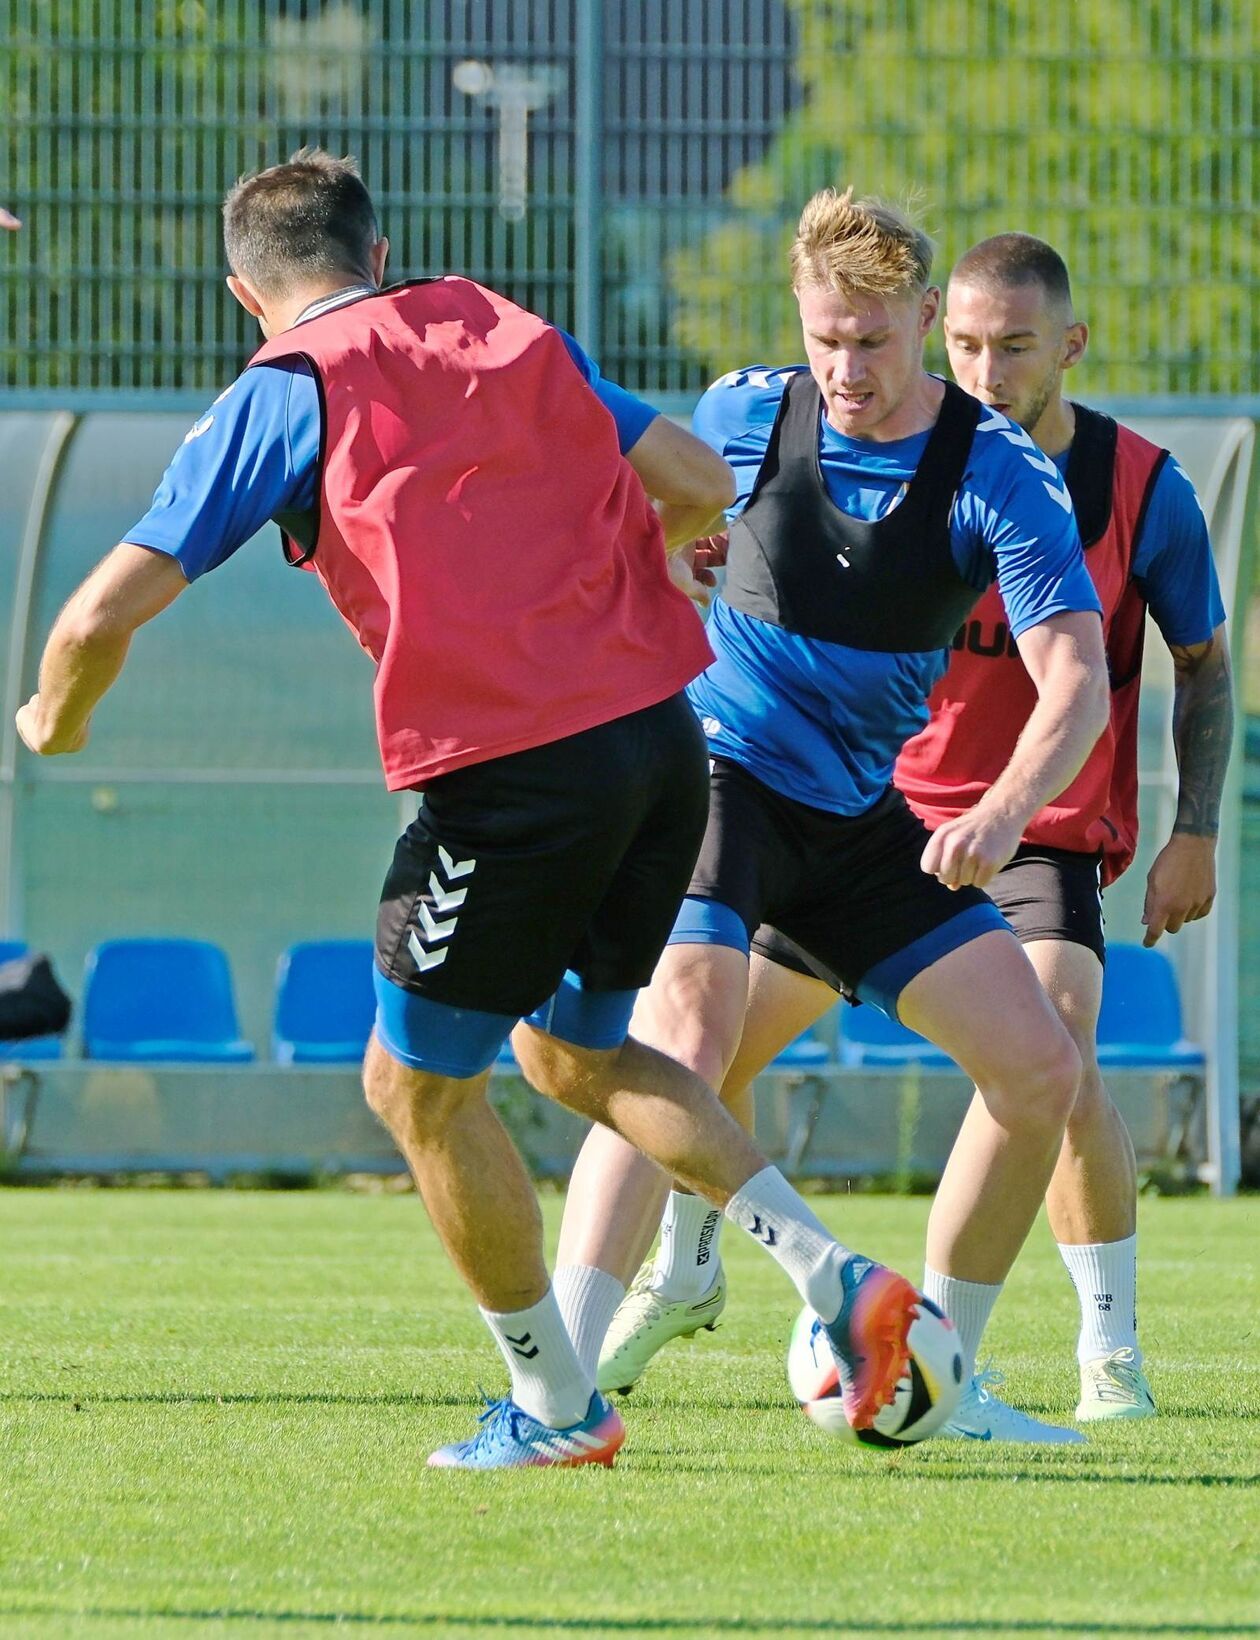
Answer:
[790,187,934,300]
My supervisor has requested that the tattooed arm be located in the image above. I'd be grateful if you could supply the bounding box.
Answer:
[1141,623,1233,946]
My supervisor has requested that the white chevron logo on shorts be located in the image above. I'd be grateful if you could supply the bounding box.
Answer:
[407,846,477,974]
[417,900,459,943]
[438,846,476,880]
[427,871,468,915]
[407,930,449,971]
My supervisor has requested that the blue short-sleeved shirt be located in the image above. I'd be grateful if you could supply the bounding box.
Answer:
[688,366,1101,814]
[1047,447,1225,648]
[126,316,659,582]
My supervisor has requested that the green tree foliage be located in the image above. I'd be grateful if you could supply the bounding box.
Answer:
[670,1,1259,396]
[0,1,574,392]
[1,2,280,390]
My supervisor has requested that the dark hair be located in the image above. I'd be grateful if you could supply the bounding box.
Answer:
[949,232,1073,312]
[222,147,379,298]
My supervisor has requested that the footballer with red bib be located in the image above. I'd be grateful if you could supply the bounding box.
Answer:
[18,151,943,1469]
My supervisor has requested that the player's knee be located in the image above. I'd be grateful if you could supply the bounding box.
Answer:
[363,1045,477,1142]
[1022,1030,1082,1131]
[983,1027,1080,1133]
[514,1027,604,1111]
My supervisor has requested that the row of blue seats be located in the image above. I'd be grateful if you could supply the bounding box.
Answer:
[0,938,378,1065]
[0,936,1203,1071]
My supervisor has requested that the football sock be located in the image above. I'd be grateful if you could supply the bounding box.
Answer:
[652,1190,725,1301]
[1057,1234,1141,1365]
[923,1268,1002,1381]
[553,1263,626,1382]
[479,1287,593,1429]
[724,1166,855,1324]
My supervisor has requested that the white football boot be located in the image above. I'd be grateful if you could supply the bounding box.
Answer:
[1076,1348,1156,1421]
[596,1264,727,1395]
[938,1365,1086,1444]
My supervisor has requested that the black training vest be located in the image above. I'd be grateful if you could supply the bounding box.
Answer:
[722,371,984,652]
[1063,402,1120,549]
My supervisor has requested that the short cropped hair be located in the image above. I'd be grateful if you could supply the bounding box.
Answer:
[223,147,379,298]
[790,187,935,300]
[949,233,1074,314]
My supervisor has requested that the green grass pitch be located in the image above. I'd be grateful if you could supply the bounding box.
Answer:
[0,1189,1256,1639]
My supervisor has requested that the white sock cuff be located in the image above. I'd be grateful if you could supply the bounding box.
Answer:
[654,1191,724,1300]
[553,1264,626,1384]
[923,1267,1002,1382]
[479,1287,592,1429]
[1057,1234,1140,1364]
[726,1166,852,1322]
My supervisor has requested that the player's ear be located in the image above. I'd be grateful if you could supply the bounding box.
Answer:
[370,237,390,286]
[226,274,265,321]
[919,285,941,337]
[1062,320,1088,372]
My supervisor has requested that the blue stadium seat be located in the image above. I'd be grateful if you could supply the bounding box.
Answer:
[0,1035,64,1061]
[837,1005,954,1068]
[0,939,30,966]
[83,938,254,1063]
[273,939,376,1064]
[1096,943,1205,1068]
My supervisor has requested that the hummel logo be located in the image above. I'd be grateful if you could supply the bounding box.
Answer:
[427,871,468,915]
[976,406,1074,514]
[417,901,459,944]
[505,1330,539,1361]
[407,845,479,973]
[748,1214,777,1247]
[407,930,448,972]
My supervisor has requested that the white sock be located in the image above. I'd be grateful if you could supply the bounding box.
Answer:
[724,1166,855,1324]
[1057,1235,1140,1365]
[553,1264,626,1382]
[652,1191,725,1300]
[479,1287,593,1429]
[923,1267,1002,1381]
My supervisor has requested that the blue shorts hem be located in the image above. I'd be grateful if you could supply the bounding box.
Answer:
[372,969,516,1079]
[524,972,636,1050]
[857,902,1010,1021]
[664,896,751,953]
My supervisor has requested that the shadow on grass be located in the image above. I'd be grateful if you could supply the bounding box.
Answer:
[628,1455,1258,1486]
[0,1389,475,1409]
[5,1388,1257,1422]
[2,1609,1257,1635]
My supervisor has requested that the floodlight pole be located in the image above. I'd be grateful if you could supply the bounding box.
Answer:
[573,2,603,358]
[453,59,565,225]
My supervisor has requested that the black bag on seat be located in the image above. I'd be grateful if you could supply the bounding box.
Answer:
[0,953,72,1040]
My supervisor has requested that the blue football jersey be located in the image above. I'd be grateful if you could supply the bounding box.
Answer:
[688,366,1100,813]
